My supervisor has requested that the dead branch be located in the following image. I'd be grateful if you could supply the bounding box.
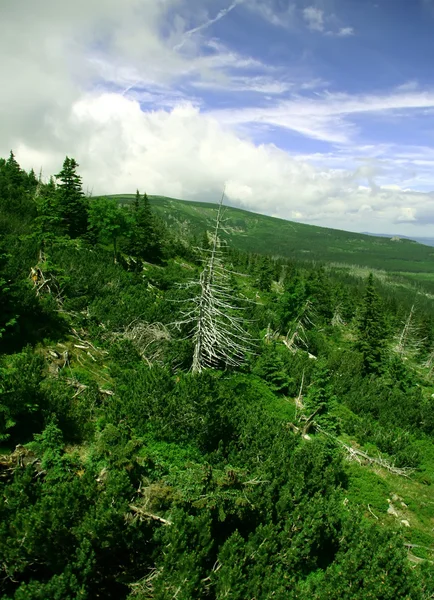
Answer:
[127,505,172,525]
[394,304,422,357]
[317,425,415,478]
[120,320,171,365]
[283,300,317,354]
[331,305,346,327]
[0,446,42,480]
[65,377,114,397]
[29,250,63,305]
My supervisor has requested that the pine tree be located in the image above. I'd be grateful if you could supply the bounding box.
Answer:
[34,177,64,242]
[0,151,34,219]
[55,157,88,238]
[201,230,210,251]
[133,189,140,212]
[88,196,129,262]
[127,192,162,263]
[256,256,274,292]
[356,273,388,374]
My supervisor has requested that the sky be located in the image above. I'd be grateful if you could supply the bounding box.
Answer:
[2,0,434,235]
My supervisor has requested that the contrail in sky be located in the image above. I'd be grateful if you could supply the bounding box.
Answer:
[173,0,243,51]
[122,1,243,96]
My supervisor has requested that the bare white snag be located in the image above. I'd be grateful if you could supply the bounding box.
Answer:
[175,191,255,373]
[283,300,316,354]
[394,304,422,357]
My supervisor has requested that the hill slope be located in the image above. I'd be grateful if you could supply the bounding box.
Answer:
[111,194,434,276]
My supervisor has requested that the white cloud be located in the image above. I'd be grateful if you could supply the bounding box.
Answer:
[337,27,354,37]
[2,0,434,238]
[303,6,325,31]
[246,1,296,28]
[174,0,243,50]
[13,94,434,234]
[209,88,434,143]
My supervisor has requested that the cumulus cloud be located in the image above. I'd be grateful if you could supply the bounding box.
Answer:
[303,6,325,31]
[337,27,354,37]
[12,94,434,234]
[1,0,434,237]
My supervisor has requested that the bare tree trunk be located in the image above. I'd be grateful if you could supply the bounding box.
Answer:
[176,191,255,373]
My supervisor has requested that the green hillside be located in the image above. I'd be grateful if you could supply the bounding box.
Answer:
[110,193,434,277]
[3,157,434,598]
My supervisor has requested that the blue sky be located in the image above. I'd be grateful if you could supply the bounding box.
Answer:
[2,0,434,234]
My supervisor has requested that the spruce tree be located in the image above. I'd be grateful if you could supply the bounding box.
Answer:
[55,157,88,238]
[35,177,64,242]
[128,192,162,263]
[356,273,388,374]
[133,189,140,212]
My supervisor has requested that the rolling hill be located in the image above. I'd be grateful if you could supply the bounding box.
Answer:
[110,194,434,278]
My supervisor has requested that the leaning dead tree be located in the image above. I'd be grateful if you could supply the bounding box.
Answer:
[29,250,63,304]
[175,191,255,373]
[394,304,422,357]
[283,300,317,355]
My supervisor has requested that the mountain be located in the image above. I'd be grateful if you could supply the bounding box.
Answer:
[110,194,434,278]
[363,232,434,247]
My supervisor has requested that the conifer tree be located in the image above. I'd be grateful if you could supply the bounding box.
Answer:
[133,189,140,212]
[55,157,88,238]
[356,273,388,374]
[34,177,64,242]
[255,256,274,292]
[127,192,162,263]
[88,196,129,262]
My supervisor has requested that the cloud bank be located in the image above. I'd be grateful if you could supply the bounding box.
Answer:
[1,0,434,236]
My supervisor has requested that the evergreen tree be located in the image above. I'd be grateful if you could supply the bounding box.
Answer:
[127,192,162,263]
[88,196,129,262]
[201,230,210,251]
[0,151,35,220]
[55,157,88,238]
[133,189,140,212]
[305,267,333,322]
[278,271,306,331]
[34,177,64,242]
[356,273,388,375]
[255,256,274,292]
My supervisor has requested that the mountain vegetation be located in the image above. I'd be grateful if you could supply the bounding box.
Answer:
[2,153,434,599]
[109,193,434,286]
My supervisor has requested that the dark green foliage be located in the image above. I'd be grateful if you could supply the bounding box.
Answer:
[252,343,293,394]
[55,157,88,238]
[277,270,306,330]
[356,273,388,374]
[127,192,162,263]
[2,153,434,599]
[87,196,130,260]
[34,177,65,243]
[255,255,274,291]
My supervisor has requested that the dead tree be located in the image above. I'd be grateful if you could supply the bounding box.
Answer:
[394,304,421,357]
[175,191,255,373]
[283,300,316,355]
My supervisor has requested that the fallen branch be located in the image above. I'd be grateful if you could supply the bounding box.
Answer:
[317,425,414,478]
[128,505,172,525]
[65,378,114,397]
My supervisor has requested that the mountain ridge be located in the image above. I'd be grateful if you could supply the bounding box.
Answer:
[107,193,434,278]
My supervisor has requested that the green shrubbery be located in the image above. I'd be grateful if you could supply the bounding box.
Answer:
[1,153,434,598]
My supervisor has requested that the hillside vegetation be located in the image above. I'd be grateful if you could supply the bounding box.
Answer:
[110,193,434,281]
[2,155,434,599]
